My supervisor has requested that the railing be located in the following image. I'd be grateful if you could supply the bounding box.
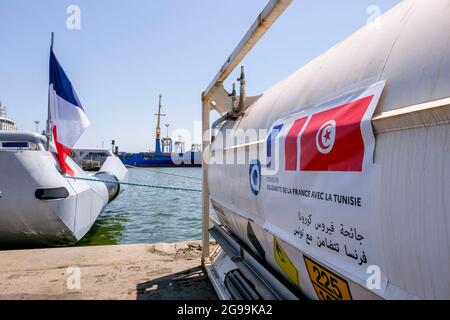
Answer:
[201,0,293,264]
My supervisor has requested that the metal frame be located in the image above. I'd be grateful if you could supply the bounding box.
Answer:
[201,0,293,264]
[208,223,299,300]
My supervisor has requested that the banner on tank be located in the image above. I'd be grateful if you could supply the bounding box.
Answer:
[254,81,387,293]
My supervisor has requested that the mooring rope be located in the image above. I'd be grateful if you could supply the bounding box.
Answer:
[65,176,202,193]
[126,166,202,181]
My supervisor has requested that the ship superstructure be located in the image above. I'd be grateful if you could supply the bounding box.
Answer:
[119,96,201,167]
[0,102,17,132]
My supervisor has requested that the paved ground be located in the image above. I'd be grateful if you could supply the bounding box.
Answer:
[0,241,217,300]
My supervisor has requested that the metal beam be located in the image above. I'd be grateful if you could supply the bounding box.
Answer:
[201,0,292,265]
[203,0,293,101]
[209,225,300,300]
[201,95,210,264]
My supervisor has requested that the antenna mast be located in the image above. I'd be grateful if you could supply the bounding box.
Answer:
[46,32,54,150]
[156,95,162,140]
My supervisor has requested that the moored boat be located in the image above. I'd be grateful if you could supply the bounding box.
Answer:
[0,131,127,246]
[0,34,128,247]
[118,95,202,167]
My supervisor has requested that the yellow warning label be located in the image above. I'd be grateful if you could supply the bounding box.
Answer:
[274,237,300,288]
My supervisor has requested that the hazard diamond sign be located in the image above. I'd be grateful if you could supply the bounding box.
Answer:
[274,237,300,288]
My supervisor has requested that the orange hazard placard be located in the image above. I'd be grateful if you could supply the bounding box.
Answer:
[304,255,352,300]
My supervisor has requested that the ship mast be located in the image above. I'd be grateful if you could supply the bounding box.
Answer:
[154,94,166,154]
[46,32,54,150]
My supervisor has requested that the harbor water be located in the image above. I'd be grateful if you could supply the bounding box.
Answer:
[77,167,203,246]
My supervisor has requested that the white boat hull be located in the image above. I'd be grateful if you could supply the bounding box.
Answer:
[0,132,128,247]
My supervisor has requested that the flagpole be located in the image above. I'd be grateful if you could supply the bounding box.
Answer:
[46,32,54,151]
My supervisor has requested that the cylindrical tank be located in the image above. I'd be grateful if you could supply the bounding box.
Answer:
[209,0,450,300]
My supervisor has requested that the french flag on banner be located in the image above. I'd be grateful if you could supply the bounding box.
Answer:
[49,50,90,176]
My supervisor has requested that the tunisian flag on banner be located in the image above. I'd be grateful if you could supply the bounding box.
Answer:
[300,95,374,172]
[49,50,90,176]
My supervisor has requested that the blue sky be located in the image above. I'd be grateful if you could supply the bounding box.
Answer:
[0,0,399,152]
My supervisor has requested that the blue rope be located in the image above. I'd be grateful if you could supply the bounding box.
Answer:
[65,176,202,193]
[127,166,202,181]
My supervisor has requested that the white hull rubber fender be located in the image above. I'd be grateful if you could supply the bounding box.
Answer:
[0,131,128,247]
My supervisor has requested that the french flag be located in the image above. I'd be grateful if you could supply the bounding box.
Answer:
[49,50,90,176]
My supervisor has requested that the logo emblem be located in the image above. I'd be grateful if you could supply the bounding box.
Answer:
[316,120,336,154]
[249,160,261,196]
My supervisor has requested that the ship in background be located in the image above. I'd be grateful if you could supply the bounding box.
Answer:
[119,95,202,167]
[0,101,17,132]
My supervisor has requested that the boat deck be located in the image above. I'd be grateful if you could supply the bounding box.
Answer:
[0,241,217,300]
